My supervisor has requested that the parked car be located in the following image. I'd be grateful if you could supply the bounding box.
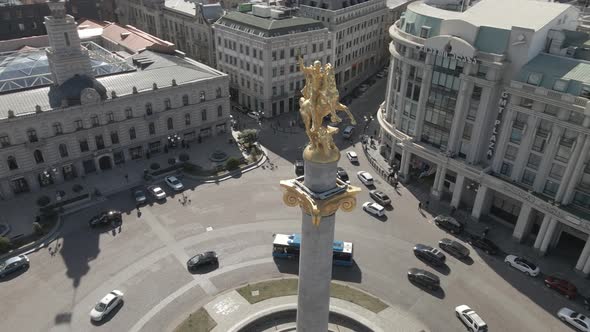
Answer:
[337,167,349,183]
[247,111,260,120]
[0,254,29,278]
[133,190,147,205]
[545,276,577,299]
[295,160,304,176]
[558,307,590,331]
[438,238,470,259]
[433,215,464,234]
[362,202,385,217]
[342,125,355,139]
[467,235,499,255]
[369,190,391,206]
[504,255,540,277]
[187,251,219,271]
[455,305,488,332]
[164,176,184,191]
[376,71,386,79]
[413,244,446,267]
[407,268,440,290]
[88,210,122,228]
[347,151,358,163]
[90,290,124,321]
[148,185,166,200]
[357,171,374,186]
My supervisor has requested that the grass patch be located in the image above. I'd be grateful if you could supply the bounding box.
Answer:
[236,279,388,313]
[174,307,217,332]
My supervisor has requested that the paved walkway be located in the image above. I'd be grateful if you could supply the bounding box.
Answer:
[204,290,429,332]
[0,133,243,238]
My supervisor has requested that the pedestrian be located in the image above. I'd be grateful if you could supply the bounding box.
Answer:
[425,200,430,209]
[418,202,422,211]
[483,227,490,238]
[124,174,129,182]
[393,180,398,189]
[450,206,456,216]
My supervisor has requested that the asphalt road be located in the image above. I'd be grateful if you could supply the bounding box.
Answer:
[0,79,578,332]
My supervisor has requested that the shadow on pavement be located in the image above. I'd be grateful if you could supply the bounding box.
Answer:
[272,258,363,283]
[408,280,446,299]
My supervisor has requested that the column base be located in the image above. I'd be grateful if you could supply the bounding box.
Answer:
[511,234,524,243]
[574,268,590,278]
[430,189,442,200]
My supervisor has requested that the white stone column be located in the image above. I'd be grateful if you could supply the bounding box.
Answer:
[398,148,411,183]
[512,203,532,242]
[533,215,552,250]
[431,164,446,200]
[471,185,489,220]
[576,236,590,271]
[396,62,410,127]
[447,80,473,154]
[561,135,590,204]
[491,107,515,172]
[414,63,433,139]
[511,116,538,182]
[533,127,564,191]
[451,174,465,208]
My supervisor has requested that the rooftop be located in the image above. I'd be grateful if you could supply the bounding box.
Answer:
[164,0,196,15]
[0,49,223,119]
[216,11,325,37]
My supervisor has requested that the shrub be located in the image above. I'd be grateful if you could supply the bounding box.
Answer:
[179,153,190,162]
[32,222,44,236]
[72,184,83,193]
[150,162,160,170]
[237,129,258,145]
[36,195,50,207]
[0,236,11,254]
[226,157,241,171]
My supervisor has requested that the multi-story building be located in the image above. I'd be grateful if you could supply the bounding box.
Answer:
[213,5,330,117]
[0,0,50,40]
[378,0,590,274]
[297,0,389,96]
[0,0,229,200]
[115,0,224,67]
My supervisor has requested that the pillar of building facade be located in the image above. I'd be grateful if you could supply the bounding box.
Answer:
[430,164,446,200]
[395,62,411,126]
[398,148,411,183]
[555,134,587,202]
[561,135,590,204]
[533,127,565,192]
[450,174,465,208]
[52,167,64,184]
[468,84,495,164]
[447,80,473,154]
[512,203,532,242]
[511,116,539,182]
[576,236,590,271]
[582,255,590,275]
[491,106,515,172]
[384,57,397,121]
[413,62,434,140]
[26,173,41,192]
[75,160,85,177]
[533,215,553,250]
[471,184,489,220]
[0,180,14,200]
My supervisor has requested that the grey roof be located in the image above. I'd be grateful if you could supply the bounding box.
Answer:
[202,3,224,22]
[515,53,590,96]
[216,11,325,38]
[165,0,196,15]
[386,0,410,9]
[0,50,223,120]
[48,74,107,108]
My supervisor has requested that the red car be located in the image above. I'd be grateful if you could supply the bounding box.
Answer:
[544,276,577,299]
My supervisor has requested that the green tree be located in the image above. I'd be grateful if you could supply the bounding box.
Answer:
[0,236,11,254]
[237,129,258,145]
[226,157,240,171]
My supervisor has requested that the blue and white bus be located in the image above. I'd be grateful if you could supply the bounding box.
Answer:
[272,233,354,266]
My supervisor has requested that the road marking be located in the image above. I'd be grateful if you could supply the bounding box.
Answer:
[206,226,213,232]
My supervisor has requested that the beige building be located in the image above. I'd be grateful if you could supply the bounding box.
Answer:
[0,0,229,200]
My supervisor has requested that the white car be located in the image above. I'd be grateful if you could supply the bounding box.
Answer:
[247,111,260,120]
[455,305,488,332]
[164,175,184,191]
[362,202,385,217]
[90,290,124,321]
[148,185,166,200]
[357,171,374,186]
[558,307,590,331]
[504,255,540,277]
[346,151,358,163]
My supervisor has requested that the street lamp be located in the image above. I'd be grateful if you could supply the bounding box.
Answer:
[363,115,374,134]
[167,134,180,148]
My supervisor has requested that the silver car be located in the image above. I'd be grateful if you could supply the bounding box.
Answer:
[90,290,124,321]
[0,254,29,278]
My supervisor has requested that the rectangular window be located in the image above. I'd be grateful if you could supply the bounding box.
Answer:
[0,135,9,147]
[532,136,546,153]
[462,123,473,140]
[79,140,89,152]
[149,122,155,135]
[110,131,119,145]
[555,144,572,163]
[419,26,430,38]
[522,170,536,186]
[201,109,207,121]
[280,50,284,59]
[549,163,565,180]
[504,145,518,161]
[527,153,542,170]
[185,113,191,125]
[272,51,277,61]
[543,180,559,197]
[520,98,534,109]
[500,162,513,176]
[510,127,523,144]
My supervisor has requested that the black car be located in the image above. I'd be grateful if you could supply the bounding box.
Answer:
[438,238,470,259]
[369,190,391,206]
[413,244,446,266]
[88,210,122,228]
[187,251,218,271]
[295,160,304,176]
[337,167,349,183]
[407,268,440,290]
[433,215,464,234]
[467,235,499,255]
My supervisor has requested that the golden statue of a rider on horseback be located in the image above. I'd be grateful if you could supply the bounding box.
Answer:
[298,57,356,163]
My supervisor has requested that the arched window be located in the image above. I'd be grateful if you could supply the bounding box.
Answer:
[164,98,171,110]
[0,134,9,147]
[217,105,223,118]
[182,94,189,106]
[7,156,17,170]
[167,117,174,130]
[27,129,38,143]
[53,123,63,135]
[91,115,99,127]
[149,122,156,135]
[125,107,133,119]
[146,103,153,115]
[59,144,68,158]
[200,91,206,102]
[129,127,136,140]
[33,150,44,164]
[107,112,115,123]
[185,113,191,125]
[216,87,222,98]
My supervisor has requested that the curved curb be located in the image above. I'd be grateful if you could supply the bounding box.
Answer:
[0,216,62,261]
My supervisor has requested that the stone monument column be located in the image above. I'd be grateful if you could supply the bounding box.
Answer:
[281,59,360,332]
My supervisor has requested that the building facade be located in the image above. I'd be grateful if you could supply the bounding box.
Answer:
[0,0,230,200]
[0,0,50,40]
[115,0,223,67]
[297,0,390,96]
[379,0,590,274]
[213,6,330,117]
